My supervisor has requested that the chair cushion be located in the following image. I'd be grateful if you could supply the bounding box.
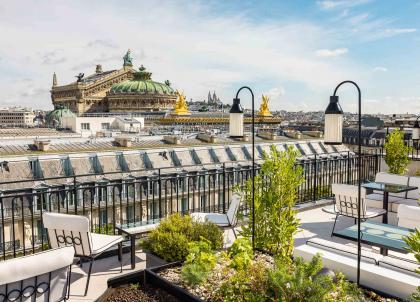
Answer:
[391,198,419,213]
[0,246,74,285]
[190,212,229,226]
[407,176,420,200]
[365,207,387,218]
[397,204,420,229]
[306,237,383,264]
[379,256,419,277]
[91,233,124,255]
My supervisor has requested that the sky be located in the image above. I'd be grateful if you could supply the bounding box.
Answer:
[0,0,420,114]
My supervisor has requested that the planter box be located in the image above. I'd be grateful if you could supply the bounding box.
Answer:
[103,262,204,302]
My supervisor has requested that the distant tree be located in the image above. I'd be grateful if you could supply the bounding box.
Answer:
[384,129,411,175]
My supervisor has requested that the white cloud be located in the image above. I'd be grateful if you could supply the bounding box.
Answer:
[373,66,387,72]
[383,28,417,35]
[315,48,348,57]
[317,0,371,10]
[0,0,365,110]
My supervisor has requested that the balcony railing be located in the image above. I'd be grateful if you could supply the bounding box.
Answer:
[0,153,380,260]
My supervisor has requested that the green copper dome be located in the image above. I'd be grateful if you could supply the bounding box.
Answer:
[46,105,76,127]
[110,65,174,95]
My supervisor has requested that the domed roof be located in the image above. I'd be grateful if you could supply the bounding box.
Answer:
[46,106,76,127]
[109,65,175,95]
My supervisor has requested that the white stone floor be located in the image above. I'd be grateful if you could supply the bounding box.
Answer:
[67,203,370,302]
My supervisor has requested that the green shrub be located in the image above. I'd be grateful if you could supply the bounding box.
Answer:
[404,227,420,301]
[213,261,270,302]
[141,213,223,262]
[240,146,304,257]
[213,253,364,302]
[228,237,253,270]
[181,239,217,286]
[384,129,412,175]
[94,223,114,235]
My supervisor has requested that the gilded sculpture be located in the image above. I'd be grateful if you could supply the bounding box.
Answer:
[172,90,191,116]
[259,94,273,117]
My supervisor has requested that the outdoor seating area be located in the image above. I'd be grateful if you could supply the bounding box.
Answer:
[1,148,419,301]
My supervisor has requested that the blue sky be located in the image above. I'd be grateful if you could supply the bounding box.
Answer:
[0,0,419,113]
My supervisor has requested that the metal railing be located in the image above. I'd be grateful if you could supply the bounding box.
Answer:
[0,152,380,260]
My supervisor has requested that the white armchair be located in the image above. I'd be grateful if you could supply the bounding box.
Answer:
[398,204,420,229]
[190,194,240,237]
[43,212,124,296]
[331,184,387,235]
[0,246,74,302]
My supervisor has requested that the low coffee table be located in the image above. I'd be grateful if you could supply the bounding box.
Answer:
[333,220,411,255]
[115,219,160,269]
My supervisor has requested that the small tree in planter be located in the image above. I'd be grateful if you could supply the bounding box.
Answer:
[239,145,304,258]
[384,129,411,175]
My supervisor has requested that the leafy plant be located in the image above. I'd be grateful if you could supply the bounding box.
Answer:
[239,145,304,257]
[141,213,223,262]
[384,129,412,175]
[181,239,217,286]
[94,223,114,235]
[404,227,420,301]
[213,253,365,302]
[213,261,270,302]
[228,237,253,270]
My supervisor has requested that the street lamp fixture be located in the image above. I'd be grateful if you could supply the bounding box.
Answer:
[323,81,363,286]
[229,98,244,138]
[233,86,255,250]
[324,96,344,145]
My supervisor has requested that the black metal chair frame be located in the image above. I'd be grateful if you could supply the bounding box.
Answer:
[47,229,122,296]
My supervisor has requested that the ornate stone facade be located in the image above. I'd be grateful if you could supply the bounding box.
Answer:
[50,50,176,115]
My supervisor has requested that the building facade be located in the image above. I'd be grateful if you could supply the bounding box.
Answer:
[50,50,177,115]
[0,107,35,127]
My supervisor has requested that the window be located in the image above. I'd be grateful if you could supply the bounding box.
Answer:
[81,123,90,130]
[99,210,108,225]
[101,123,110,130]
[180,197,188,214]
[200,195,207,211]
[126,206,134,223]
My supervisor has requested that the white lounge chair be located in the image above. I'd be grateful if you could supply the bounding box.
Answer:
[43,212,124,296]
[331,184,387,236]
[190,194,240,237]
[397,204,420,229]
[0,246,74,302]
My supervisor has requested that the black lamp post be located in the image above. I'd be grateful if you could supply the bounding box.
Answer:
[324,80,362,285]
[233,86,255,250]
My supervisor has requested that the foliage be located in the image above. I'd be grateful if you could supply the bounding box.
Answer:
[181,239,217,286]
[94,223,114,235]
[212,252,365,302]
[384,129,412,175]
[213,261,270,302]
[228,237,253,270]
[404,227,420,301]
[141,213,223,262]
[239,145,305,256]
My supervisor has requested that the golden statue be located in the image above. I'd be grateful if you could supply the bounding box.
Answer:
[172,90,191,116]
[259,94,273,117]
